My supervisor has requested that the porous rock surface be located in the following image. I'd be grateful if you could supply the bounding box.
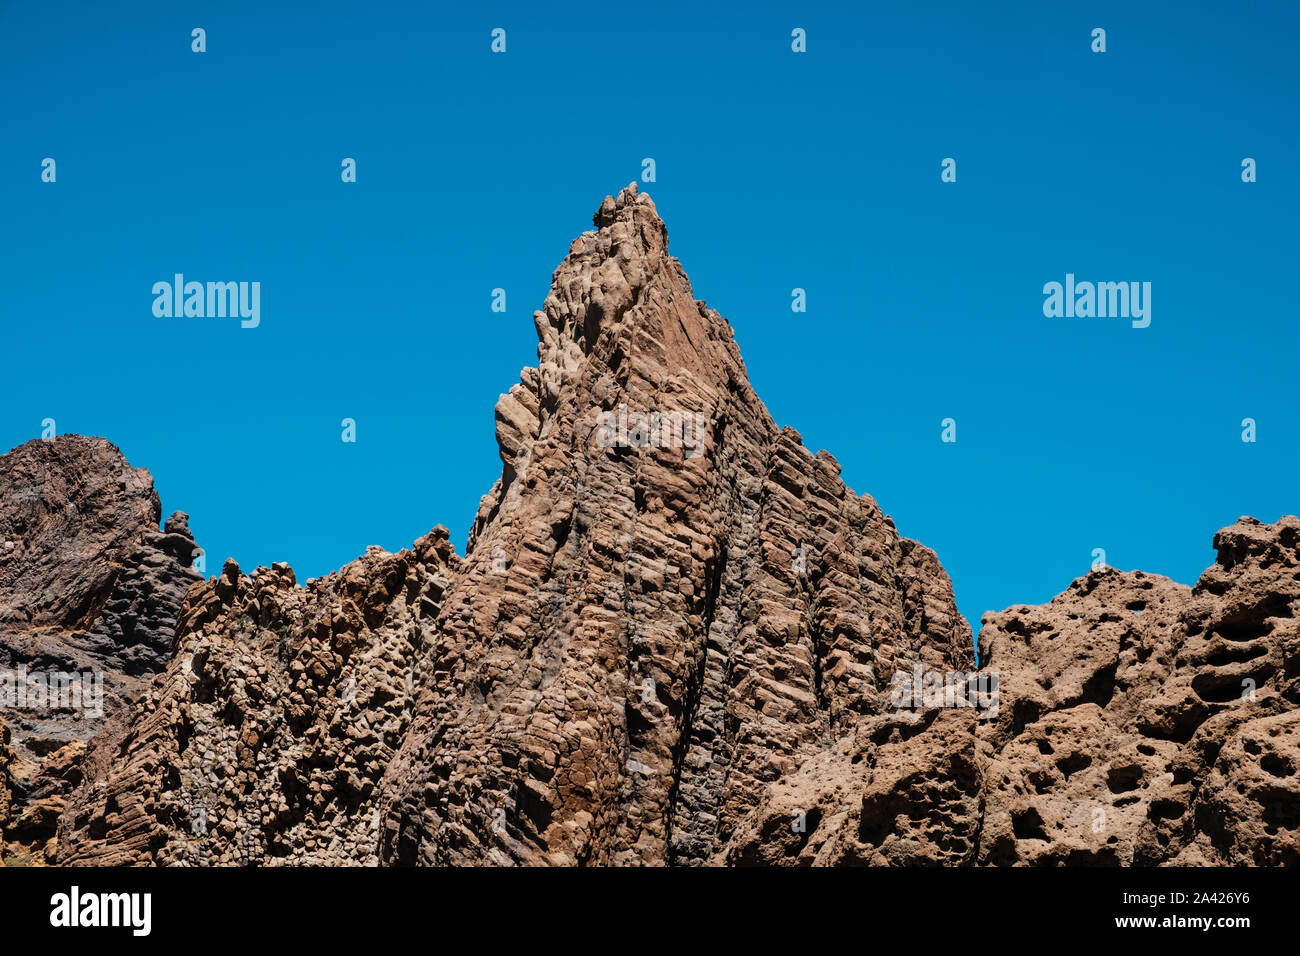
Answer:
[971,516,1299,866]
[720,516,1299,865]
[379,183,974,866]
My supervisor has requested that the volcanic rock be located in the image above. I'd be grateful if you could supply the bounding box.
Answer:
[57,186,972,865]
[720,516,1300,865]
[48,187,1300,867]
[378,183,973,866]
[58,533,459,865]
[0,436,201,862]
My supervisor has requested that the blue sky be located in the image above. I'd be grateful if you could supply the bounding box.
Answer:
[2,1,1296,643]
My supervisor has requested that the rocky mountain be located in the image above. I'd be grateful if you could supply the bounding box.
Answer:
[6,186,1297,866]
[722,515,1299,865]
[0,436,201,863]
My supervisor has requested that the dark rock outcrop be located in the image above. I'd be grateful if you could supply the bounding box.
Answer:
[0,436,200,862]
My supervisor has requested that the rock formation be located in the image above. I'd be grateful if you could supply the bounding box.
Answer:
[58,536,457,865]
[0,436,201,863]
[976,516,1299,866]
[53,185,972,865]
[10,186,1296,866]
[379,183,973,866]
[720,515,1299,865]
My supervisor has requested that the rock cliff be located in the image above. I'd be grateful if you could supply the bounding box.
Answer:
[379,183,973,865]
[0,436,200,862]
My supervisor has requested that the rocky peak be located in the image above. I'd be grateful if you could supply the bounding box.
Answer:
[40,188,1299,868]
[53,187,972,866]
[1,436,162,630]
[385,186,973,865]
[484,183,754,539]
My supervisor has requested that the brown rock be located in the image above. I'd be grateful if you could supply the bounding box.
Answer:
[46,189,1300,867]
[0,435,201,862]
[58,531,459,865]
[975,515,1299,866]
[379,184,972,865]
[722,515,1300,866]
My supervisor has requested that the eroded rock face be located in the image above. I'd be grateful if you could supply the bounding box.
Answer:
[44,187,1300,867]
[55,186,971,867]
[976,516,1299,866]
[378,183,973,866]
[0,436,201,863]
[0,717,12,846]
[57,532,459,865]
[720,516,1300,866]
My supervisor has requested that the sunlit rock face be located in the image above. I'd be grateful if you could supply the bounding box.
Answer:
[40,189,1298,867]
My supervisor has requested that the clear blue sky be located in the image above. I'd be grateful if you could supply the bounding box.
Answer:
[3,1,1296,644]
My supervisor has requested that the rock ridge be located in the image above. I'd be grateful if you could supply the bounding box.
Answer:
[0,435,201,863]
[5,187,1292,867]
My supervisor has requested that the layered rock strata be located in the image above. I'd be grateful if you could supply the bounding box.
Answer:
[0,436,200,862]
[37,187,1299,867]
